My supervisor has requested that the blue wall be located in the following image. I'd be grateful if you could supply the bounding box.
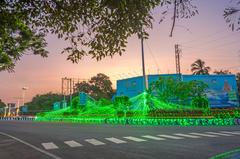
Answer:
[116,74,239,108]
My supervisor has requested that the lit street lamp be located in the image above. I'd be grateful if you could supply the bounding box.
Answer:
[22,87,28,107]
[15,87,28,116]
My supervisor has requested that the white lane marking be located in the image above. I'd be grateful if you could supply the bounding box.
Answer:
[142,135,166,140]
[220,131,240,135]
[85,139,105,146]
[64,140,82,147]
[158,134,184,139]
[0,132,62,159]
[205,132,233,136]
[189,132,218,137]
[123,136,146,142]
[174,133,201,138]
[105,137,126,144]
[42,142,59,150]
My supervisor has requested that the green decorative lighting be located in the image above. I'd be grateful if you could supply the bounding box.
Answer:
[35,92,240,126]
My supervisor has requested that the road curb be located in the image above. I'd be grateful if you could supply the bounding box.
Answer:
[35,117,240,126]
[0,117,35,121]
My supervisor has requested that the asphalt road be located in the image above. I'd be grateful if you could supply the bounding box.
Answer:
[0,120,240,159]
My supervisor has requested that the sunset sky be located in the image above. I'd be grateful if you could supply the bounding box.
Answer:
[0,0,240,104]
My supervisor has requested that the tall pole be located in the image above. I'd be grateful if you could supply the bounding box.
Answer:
[175,44,181,81]
[141,37,147,91]
[16,98,20,116]
[4,106,7,117]
[22,87,28,106]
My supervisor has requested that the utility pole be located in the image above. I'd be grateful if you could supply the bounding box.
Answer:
[141,37,147,91]
[61,77,88,107]
[175,44,182,81]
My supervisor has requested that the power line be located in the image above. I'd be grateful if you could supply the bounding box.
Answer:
[180,28,228,45]
[181,39,240,53]
[182,32,238,48]
[145,40,160,72]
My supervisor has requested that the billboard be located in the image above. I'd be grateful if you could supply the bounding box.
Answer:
[183,75,239,108]
[116,74,239,108]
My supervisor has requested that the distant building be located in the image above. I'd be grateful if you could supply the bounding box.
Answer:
[116,74,239,108]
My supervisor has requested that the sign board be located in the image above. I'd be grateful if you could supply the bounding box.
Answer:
[79,92,87,106]
[21,106,28,113]
[53,102,61,110]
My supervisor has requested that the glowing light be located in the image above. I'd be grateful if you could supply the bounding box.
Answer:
[35,92,240,126]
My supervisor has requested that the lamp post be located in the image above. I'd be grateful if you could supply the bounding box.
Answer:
[141,36,147,91]
[16,87,28,116]
[22,87,28,106]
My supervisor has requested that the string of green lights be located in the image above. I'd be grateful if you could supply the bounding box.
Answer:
[35,92,240,126]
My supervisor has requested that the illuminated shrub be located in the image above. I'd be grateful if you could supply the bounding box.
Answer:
[114,96,132,108]
[211,109,240,118]
[71,96,80,109]
[191,97,209,109]
[97,98,112,106]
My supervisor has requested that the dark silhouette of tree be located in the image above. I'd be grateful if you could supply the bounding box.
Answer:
[191,59,211,75]
[75,73,115,100]
[26,92,62,112]
[224,0,240,31]
[0,0,198,71]
[0,99,6,108]
[214,69,232,75]
[1,1,238,72]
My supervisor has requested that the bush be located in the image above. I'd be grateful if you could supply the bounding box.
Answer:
[191,97,209,109]
[97,98,112,106]
[72,96,80,109]
[114,96,131,107]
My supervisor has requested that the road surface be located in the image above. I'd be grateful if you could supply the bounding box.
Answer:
[0,120,240,159]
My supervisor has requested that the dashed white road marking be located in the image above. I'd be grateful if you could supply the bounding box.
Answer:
[0,132,62,159]
[174,133,201,138]
[189,132,218,137]
[142,135,166,140]
[42,142,59,150]
[105,137,127,144]
[123,136,146,142]
[220,131,240,135]
[64,140,82,147]
[85,139,105,146]
[205,132,233,136]
[158,134,184,139]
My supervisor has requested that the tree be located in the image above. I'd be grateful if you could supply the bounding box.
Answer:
[148,77,177,102]
[149,77,208,105]
[1,0,199,71]
[224,0,240,31]
[0,1,48,72]
[75,73,115,100]
[75,81,92,95]
[0,99,6,108]
[26,92,62,112]
[191,59,211,75]
[1,1,238,72]
[214,69,232,75]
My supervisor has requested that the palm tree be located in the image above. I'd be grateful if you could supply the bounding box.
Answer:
[191,59,211,75]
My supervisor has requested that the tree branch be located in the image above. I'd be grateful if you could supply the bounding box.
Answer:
[170,0,177,37]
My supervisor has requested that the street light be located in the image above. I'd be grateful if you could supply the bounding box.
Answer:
[15,87,28,116]
[22,87,28,107]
